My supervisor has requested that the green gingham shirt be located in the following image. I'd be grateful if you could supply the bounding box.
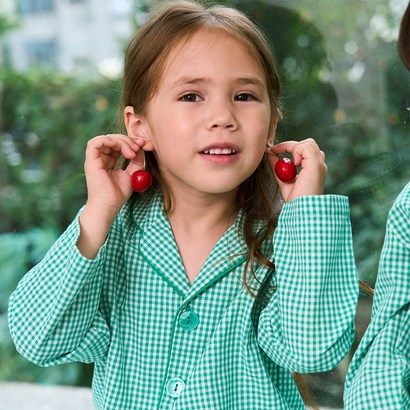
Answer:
[344,182,410,409]
[9,192,358,409]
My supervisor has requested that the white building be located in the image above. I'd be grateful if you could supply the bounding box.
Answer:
[2,0,136,78]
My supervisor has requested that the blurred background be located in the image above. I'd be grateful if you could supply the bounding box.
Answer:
[0,0,409,408]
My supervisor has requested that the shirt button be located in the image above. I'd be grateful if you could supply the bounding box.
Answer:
[166,377,185,398]
[178,309,199,331]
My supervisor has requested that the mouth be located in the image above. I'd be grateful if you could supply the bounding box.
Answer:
[199,144,240,164]
[202,148,238,155]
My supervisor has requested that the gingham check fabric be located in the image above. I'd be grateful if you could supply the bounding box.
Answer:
[344,182,410,409]
[9,192,358,409]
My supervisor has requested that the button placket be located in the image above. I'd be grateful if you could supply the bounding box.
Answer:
[161,304,200,405]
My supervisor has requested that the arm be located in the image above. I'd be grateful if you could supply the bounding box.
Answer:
[371,183,410,320]
[8,214,112,366]
[343,307,410,409]
[8,132,145,366]
[258,195,359,373]
[344,183,410,406]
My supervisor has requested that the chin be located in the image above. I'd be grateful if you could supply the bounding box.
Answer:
[204,184,242,196]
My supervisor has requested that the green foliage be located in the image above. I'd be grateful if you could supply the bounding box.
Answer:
[0,14,17,38]
[0,69,122,232]
[0,68,121,386]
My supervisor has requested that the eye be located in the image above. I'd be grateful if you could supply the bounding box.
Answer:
[180,93,202,102]
[235,92,257,102]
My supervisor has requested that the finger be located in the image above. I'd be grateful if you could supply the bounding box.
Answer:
[88,135,140,161]
[269,141,298,156]
[270,139,322,156]
[130,137,147,148]
[320,150,325,161]
[281,140,323,167]
[292,141,324,167]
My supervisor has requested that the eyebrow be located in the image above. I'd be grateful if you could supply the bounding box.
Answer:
[170,76,206,88]
[233,77,265,88]
[170,76,265,89]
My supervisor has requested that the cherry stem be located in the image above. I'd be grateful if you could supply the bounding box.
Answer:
[142,149,146,170]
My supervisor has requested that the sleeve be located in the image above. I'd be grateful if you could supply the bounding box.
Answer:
[344,183,410,408]
[343,308,410,409]
[257,195,359,373]
[370,183,410,319]
[8,212,114,367]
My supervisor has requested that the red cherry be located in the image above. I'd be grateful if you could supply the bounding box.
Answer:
[274,158,297,183]
[131,170,152,192]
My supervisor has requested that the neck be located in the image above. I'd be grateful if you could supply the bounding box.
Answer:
[164,189,240,284]
[166,189,239,233]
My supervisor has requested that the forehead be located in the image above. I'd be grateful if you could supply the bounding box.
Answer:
[159,28,266,83]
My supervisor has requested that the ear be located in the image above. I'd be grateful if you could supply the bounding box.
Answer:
[124,106,154,151]
[267,116,278,147]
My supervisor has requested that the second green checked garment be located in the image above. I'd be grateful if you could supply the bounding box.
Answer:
[9,192,358,409]
[344,183,410,409]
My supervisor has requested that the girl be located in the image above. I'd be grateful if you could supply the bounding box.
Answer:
[8,1,358,408]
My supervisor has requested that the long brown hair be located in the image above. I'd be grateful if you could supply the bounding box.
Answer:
[122,0,282,284]
[398,1,410,70]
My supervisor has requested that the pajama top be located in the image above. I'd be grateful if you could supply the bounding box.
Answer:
[344,182,410,409]
[9,191,358,409]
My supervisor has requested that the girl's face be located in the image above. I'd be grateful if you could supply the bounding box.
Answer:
[142,28,274,198]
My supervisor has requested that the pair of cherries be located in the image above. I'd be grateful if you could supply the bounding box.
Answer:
[131,158,296,192]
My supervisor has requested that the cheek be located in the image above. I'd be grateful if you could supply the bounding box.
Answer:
[257,125,272,149]
[254,128,272,161]
[152,138,182,168]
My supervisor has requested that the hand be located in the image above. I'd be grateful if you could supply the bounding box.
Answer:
[77,134,148,259]
[84,134,147,215]
[266,138,327,202]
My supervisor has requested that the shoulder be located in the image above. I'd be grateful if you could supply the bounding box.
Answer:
[391,182,410,214]
[386,182,410,241]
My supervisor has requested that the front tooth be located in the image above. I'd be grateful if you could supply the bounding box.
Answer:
[211,148,230,154]
[205,148,235,154]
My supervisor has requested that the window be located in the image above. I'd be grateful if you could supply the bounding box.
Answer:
[18,0,54,14]
[25,40,57,68]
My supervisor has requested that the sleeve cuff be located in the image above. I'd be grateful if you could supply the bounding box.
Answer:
[279,194,350,221]
[64,207,108,265]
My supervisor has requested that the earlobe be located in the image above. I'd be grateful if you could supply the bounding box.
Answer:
[123,106,154,151]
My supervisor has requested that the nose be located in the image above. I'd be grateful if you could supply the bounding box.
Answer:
[206,99,238,131]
